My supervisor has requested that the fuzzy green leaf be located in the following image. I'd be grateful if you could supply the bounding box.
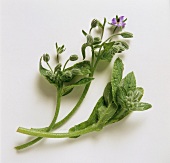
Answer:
[97,20,103,28]
[69,97,105,135]
[97,103,117,129]
[107,107,131,124]
[120,32,133,38]
[66,61,91,76]
[103,82,113,107]
[100,49,115,62]
[131,102,152,111]
[103,42,115,50]
[111,58,124,104]
[116,86,127,108]
[62,77,94,96]
[120,71,136,92]
[100,42,116,62]
[82,30,87,36]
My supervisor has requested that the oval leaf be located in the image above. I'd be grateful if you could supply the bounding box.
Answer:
[62,77,94,96]
[111,58,124,104]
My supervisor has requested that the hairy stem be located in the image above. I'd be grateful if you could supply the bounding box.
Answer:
[47,62,53,72]
[91,46,95,68]
[17,125,98,138]
[63,59,69,71]
[15,87,62,150]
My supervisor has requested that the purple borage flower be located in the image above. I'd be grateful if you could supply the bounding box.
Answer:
[111,16,127,28]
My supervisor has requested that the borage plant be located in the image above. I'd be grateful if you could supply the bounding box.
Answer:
[15,15,151,150]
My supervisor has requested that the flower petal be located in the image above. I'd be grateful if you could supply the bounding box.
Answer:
[119,16,124,22]
[117,24,121,27]
[112,18,117,25]
[122,22,126,27]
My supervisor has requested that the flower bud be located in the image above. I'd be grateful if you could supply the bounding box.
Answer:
[93,37,102,45]
[71,68,82,75]
[120,32,133,38]
[61,71,72,82]
[112,46,119,53]
[91,19,98,28]
[69,55,78,61]
[54,63,62,73]
[43,54,50,62]
[127,90,133,97]
[86,35,93,45]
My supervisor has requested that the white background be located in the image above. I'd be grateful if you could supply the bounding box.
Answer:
[1,0,170,163]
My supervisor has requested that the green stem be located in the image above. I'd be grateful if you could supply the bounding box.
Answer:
[109,26,118,42]
[101,28,104,40]
[47,62,53,72]
[101,18,106,40]
[104,33,120,43]
[17,125,98,138]
[63,59,69,71]
[46,87,62,131]
[15,60,99,150]
[56,54,59,63]
[15,87,62,150]
[91,46,95,68]
[89,27,92,34]
[113,26,118,34]
[16,111,132,140]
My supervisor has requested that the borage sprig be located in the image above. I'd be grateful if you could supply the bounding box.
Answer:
[15,16,135,150]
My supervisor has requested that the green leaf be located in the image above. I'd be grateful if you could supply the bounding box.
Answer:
[120,32,133,38]
[97,103,117,129]
[100,42,116,62]
[111,58,124,104]
[62,77,94,96]
[103,82,113,107]
[65,61,91,76]
[39,57,56,84]
[120,71,136,92]
[103,42,115,50]
[97,20,103,28]
[116,86,127,108]
[62,87,73,96]
[82,30,87,36]
[69,97,105,134]
[100,49,115,62]
[107,108,131,124]
[132,102,152,111]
